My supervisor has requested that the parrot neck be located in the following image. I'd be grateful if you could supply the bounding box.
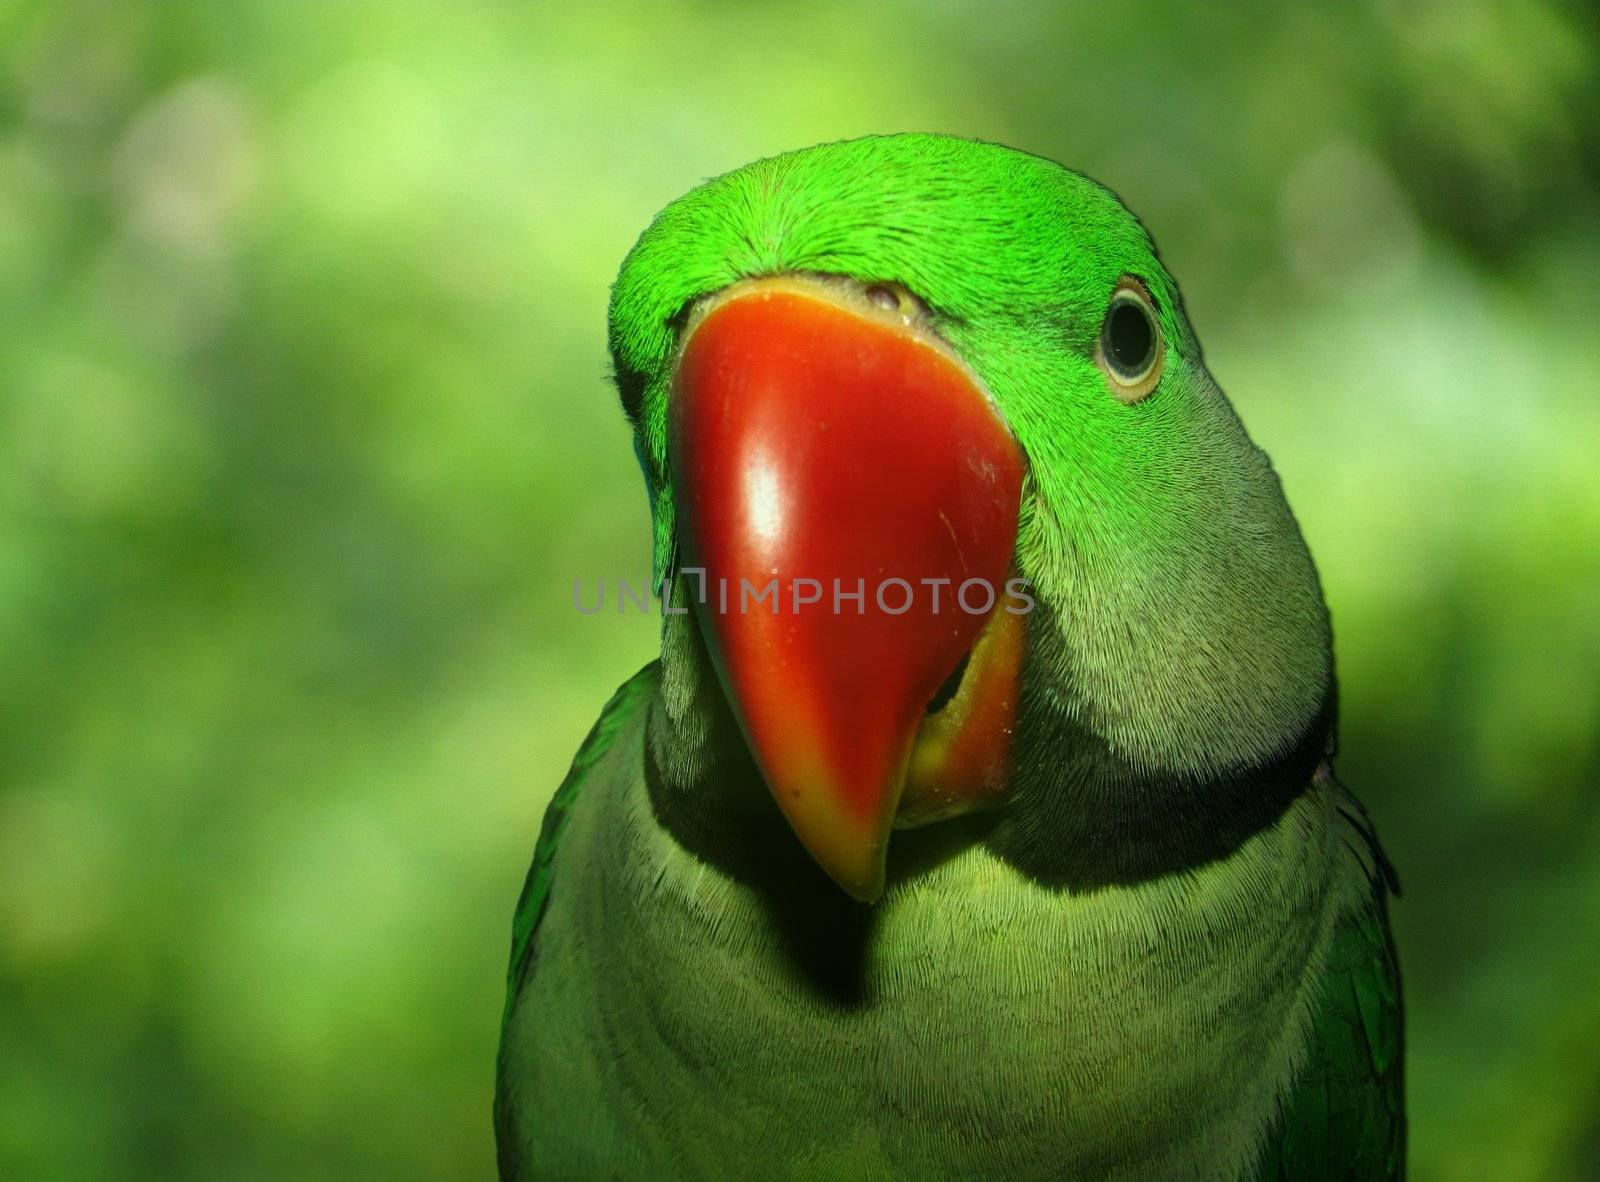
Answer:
[646,588,1334,898]
[983,598,1336,890]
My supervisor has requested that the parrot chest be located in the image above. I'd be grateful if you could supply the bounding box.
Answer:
[502,742,1349,1181]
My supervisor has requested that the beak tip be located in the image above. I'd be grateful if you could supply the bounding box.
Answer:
[841,875,885,906]
[797,819,889,904]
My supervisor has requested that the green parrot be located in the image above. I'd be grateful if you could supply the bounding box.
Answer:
[496,133,1403,1180]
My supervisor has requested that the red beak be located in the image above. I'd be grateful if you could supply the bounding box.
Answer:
[669,278,1024,900]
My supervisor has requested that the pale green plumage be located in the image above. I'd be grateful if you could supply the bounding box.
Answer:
[497,133,1402,1179]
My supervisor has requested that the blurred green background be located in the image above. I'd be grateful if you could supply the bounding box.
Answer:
[3,1,1597,1178]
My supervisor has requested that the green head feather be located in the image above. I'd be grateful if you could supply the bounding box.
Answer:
[609,133,1330,810]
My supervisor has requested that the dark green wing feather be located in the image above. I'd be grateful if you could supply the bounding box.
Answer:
[1258,781,1405,1180]
[500,661,659,1011]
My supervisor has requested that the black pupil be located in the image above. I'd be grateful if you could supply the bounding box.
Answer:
[1105,298,1154,375]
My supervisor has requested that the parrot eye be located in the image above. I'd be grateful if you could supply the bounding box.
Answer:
[1097,279,1164,403]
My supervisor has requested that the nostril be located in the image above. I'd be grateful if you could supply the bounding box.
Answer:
[864,284,901,313]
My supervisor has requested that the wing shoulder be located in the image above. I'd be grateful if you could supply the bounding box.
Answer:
[502,661,659,1004]
[1258,776,1405,1180]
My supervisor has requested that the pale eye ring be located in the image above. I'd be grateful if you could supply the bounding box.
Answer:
[1096,279,1164,403]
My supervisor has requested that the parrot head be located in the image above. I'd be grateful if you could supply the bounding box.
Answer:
[609,134,1332,902]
